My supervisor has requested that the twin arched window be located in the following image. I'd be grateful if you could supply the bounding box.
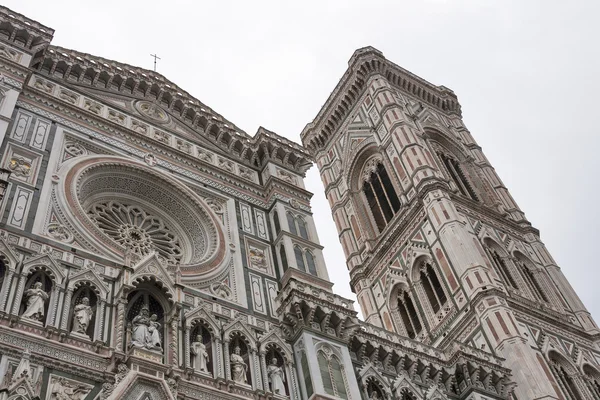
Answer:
[438,152,478,201]
[317,350,348,399]
[420,262,447,314]
[287,212,309,240]
[362,160,401,232]
[549,354,584,400]
[397,288,422,339]
[294,246,317,276]
[486,246,519,290]
[583,365,600,399]
[515,258,550,303]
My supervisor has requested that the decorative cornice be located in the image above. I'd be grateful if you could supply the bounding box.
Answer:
[300,46,461,155]
[31,46,313,174]
[0,6,54,54]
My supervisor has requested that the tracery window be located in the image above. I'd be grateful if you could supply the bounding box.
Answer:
[438,152,478,201]
[420,262,447,314]
[286,212,310,240]
[516,260,549,303]
[485,246,519,290]
[549,354,584,400]
[583,365,600,399]
[294,245,318,276]
[361,158,401,233]
[397,288,422,339]
[287,212,297,236]
[0,260,5,289]
[317,350,349,399]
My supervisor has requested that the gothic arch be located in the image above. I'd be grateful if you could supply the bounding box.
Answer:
[547,350,586,400]
[21,255,66,286]
[0,238,19,271]
[513,250,551,303]
[259,331,293,364]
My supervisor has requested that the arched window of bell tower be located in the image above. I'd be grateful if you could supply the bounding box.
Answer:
[583,364,600,399]
[548,351,584,400]
[417,261,448,314]
[437,152,478,201]
[483,239,519,291]
[396,287,422,340]
[514,252,550,303]
[360,156,401,233]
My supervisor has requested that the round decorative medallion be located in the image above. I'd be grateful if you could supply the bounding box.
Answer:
[135,100,169,123]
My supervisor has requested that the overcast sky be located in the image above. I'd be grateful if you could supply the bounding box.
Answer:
[9,1,599,322]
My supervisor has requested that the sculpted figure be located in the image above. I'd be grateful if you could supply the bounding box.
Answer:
[22,282,49,321]
[72,297,94,336]
[267,357,286,395]
[131,305,151,348]
[147,314,162,349]
[50,377,89,400]
[191,335,209,372]
[230,346,247,383]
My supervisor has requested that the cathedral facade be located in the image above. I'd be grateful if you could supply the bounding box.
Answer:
[0,6,597,400]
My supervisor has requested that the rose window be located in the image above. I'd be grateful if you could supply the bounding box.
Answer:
[88,201,182,263]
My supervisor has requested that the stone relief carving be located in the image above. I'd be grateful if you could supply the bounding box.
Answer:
[49,376,91,400]
[0,43,20,62]
[248,246,267,271]
[21,282,49,322]
[64,141,87,158]
[277,169,296,184]
[83,99,102,115]
[154,129,170,143]
[131,120,149,134]
[136,100,169,122]
[210,281,232,300]
[58,89,79,105]
[47,223,73,243]
[218,157,234,173]
[107,109,126,125]
[8,156,32,177]
[197,149,213,163]
[34,78,54,94]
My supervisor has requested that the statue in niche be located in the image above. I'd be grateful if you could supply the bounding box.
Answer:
[71,297,94,336]
[267,357,286,395]
[230,346,248,384]
[369,391,380,400]
[22,282,49,321]
[50,377,90,400]
[147,314,162,349]
[191,335,208,373]
[130,305,162,352]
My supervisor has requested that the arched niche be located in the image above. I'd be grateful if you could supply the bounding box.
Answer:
[228,331,253,386]
[547,350,585,400]
[189,319,215,376]
[125,281,172,355]
[263,342,290,396]
[18,269,53,325]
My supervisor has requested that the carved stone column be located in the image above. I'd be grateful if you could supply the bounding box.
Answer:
[114,298,127,352]
[287,361,299,400]
[215,337,225,379]
[259,351,268,392]
[251,348,261,390]
[10,273,26,316]
[169,315,179,367]
[0,269,14,312]
[223,339,231,381]
[184,326,191,369]
[59,288,73,330]
[94,300,106,342]
[413,280,435,330]
[48,286,62,328]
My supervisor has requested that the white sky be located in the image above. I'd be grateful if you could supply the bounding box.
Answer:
[10,0,599,321]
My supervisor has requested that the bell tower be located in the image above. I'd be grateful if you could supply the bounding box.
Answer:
[302,47,600,399]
